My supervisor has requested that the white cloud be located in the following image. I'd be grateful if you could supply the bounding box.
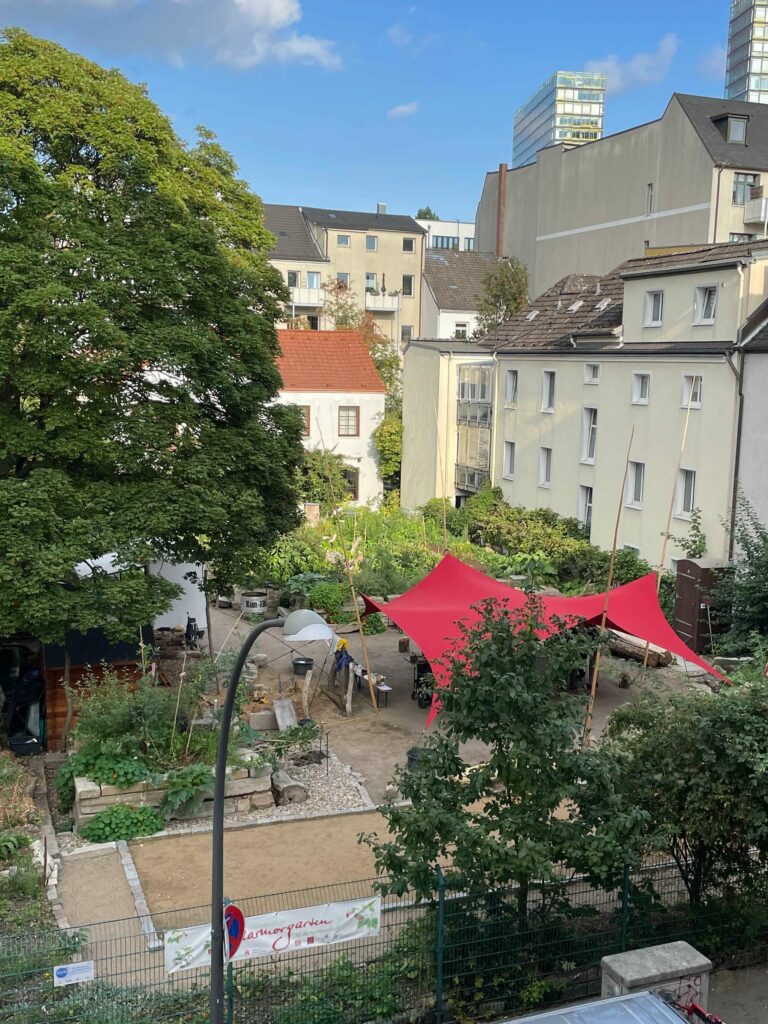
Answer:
[388,23,413,48]
[0,0,341,71]
[387,100,418,119]
[586,34,679,95]
[698,44,727,81]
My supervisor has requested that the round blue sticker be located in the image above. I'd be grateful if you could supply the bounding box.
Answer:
[55,967,68,978]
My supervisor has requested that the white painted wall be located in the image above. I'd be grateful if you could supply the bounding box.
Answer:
[417,218,476,251]
[738,351,768,533]
[150,561,207,631]
[277,389,385,506]
[421,282,480,339]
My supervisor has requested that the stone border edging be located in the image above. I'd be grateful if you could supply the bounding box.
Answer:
[116,840,163,951]
[29,759,71,930]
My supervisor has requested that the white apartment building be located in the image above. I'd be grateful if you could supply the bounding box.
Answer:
[420,250,499,339]
[401,239,768,566]
[417,217,477,252]
[276,330,386,506]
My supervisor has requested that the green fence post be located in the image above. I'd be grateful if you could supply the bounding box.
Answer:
[227,961,234,1024]
[619,864,630,952]
[435,866,446,1024]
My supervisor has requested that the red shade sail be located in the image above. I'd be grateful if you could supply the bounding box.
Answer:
[363,554,722,724]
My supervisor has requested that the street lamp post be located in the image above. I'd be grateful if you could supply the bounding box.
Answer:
[209,609,334,1024]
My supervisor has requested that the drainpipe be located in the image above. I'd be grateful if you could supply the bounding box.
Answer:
[496,163,508,257]
[712,167,723,244]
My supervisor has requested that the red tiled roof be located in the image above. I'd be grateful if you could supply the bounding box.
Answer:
[276,330,386,393]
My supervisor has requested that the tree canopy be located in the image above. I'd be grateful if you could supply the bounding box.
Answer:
[475,257,529,337]
[415,206,438,220]
[0,30,302,643]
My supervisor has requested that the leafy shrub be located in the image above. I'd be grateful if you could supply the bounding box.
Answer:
[362,612,386,635]
[55,751,152,813]
[160,763,214,820]
[307,581,346,621]
[0,831,30,863]
[80,804,163,843]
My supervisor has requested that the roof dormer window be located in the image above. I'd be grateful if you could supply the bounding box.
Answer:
[727,116,747,144]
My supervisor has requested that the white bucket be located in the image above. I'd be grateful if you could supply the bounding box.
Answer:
[242,591,268,615]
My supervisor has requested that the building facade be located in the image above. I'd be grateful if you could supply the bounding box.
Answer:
[265,204,425,344]
[416,217,477,252]
[420,250,499,339]
[477,93,768,296]
[512,70,606,169]
[401,241,768,567]
[727,0,768,103]
[276,330,386,506]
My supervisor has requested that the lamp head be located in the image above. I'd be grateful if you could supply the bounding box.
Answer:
[282,608,335,644]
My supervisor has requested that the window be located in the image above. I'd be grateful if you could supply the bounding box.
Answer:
[366,235,378,252]
[401,325,413,343]
[336,272,350,289]
[728,116,748,144]
[539,447,552,488]
[682,374,703,409]
[505,369,518,403]
[433,235,460,249]
[541,370,556,412]
[644,290,664,327]
[306,315,319,330]
[733,172,759,205]
[579,485,593,531]
[584,363,600,384]
[632,372,651,404]
[338,406,360,437]
[676,468,696,518]
[402,237,415,253]
[503,441,516,479]
[730,232,758,242]
[464,237,475,251]
[306,271,320,289]
[298,405,310,438]
[582,407,598,463]
[624,545,641,557]
[454,322,468,340]
[337,234,350,247]
[342,467,359,502]
[365,272,377,291]
[287,270,299,288]
[402,274,414,297]
[693,285,718,324]
[646,182,654,217]
[626,461,645,508]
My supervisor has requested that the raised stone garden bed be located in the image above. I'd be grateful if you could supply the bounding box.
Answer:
[73,761,275,831]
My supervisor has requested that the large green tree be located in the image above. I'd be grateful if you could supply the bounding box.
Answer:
[0,30,302,643]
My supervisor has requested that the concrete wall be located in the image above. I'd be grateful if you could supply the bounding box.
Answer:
[277,389,385,506]
[494,352,739,565]
[417,218,476,250]
[149,561,207,631]
[420,283,480,339]
[738,351,768,531]
[622,267,743,344]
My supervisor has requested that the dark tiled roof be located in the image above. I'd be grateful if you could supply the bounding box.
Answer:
[676,93,768,171]
[479,271,625,351]
[301,207,425,234]
[424,250,499,311]
[263,204,326,262]
[621,239,768,275]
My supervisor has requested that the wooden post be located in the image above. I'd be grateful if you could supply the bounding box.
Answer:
[582,427,635,747]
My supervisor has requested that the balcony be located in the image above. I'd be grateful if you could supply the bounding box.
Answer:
[289,286,325,308]
[365,291,401,313]
[455,464,489,494]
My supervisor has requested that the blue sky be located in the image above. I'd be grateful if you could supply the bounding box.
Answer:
[1,1,733,220]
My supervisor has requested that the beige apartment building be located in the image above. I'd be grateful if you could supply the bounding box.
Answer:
[401,239,768,567]
[475,94,768,296]
[264,203,425,344]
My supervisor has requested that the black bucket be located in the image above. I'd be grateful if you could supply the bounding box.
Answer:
[292,657,314,677]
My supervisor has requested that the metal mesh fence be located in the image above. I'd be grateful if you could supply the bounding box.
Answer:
[3,859,768,1023]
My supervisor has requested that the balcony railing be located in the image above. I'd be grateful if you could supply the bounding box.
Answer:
[455,464,489,494]
[289,286,325,308]
[365,292,400,312]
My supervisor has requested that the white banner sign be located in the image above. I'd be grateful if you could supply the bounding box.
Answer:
[53,960,95,987]
[164,896,381,974]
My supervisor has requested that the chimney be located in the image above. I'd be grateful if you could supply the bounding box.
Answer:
[496,163,508,257]
[377,202,387,215]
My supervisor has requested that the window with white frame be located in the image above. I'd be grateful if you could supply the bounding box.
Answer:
[503,441,516,479]
[505,369,518,404]
[733,172,759,205]
[676,468,696,517]
[454,323,468,340]
[644,290,664,327]
[579,485,593,531]
[582,407,598,463]
[584,363,600,384]
[539,447,552,487]
[681,374,703,409]
[401,325,413,343]
[626,461,645,508]
[541,370,556,412]
[337,272,350,288]
[306,271,320,289]
[365,272,377,291]
[693,285,718,324]
[337,234,350,247]
[287,270,300,288]
[624,544,641,556]
[402,237,415,253]
[402,274,415,297]
[366,235,378,252]
[632,372,651,404]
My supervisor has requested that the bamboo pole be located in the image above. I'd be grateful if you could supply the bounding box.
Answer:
[582,427,635,747]
[316,427,379,712]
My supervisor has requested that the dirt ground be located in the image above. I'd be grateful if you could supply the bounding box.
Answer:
[710,966,768,1023]
[130,808,387,913]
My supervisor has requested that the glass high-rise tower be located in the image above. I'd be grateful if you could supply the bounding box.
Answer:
[727,0,768,102]
[513,71,606,169]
